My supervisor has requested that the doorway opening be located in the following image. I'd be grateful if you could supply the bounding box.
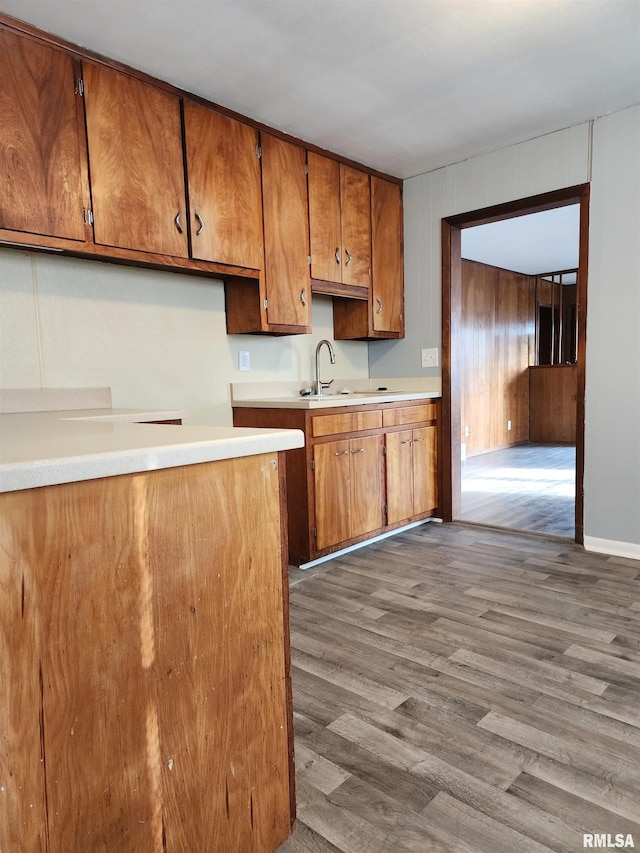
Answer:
[441,184,589,543]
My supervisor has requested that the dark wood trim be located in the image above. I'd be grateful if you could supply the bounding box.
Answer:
[445,185,588,229]
[574,183,590,545]
[441,184,589,543]
[440,223,461,522]
[0,12,402,187]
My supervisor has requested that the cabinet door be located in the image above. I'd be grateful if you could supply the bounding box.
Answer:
[412,426,438,515]
[308,152,341,283]
[314,440,351,551]
[83,63,188,257]
[371,177,404,333]
[0,29,89,241]
[349,435,383,538]
[386,430,414,525]
[340,165,371,289]
[184,102,263,269]
[261,134,311,329]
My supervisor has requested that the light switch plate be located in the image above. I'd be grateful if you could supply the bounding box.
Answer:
[421,347,439,368]
[238,350,251,372]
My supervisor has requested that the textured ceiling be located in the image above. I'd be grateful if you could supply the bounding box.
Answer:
[2,0,639,179]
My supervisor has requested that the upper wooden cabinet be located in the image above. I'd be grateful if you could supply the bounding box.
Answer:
[308,153,371,293]
[371,176,404,334]
[183,103,263,270]
[333,176,404,340]
[83,62,189,257]
[262,134,311,329]
[0,29,91,242]
[226,133,311,333]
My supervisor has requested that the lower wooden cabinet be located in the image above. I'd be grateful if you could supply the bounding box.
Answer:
[314,435,383,550]
[233,399,439,564]
[387,425,438,525]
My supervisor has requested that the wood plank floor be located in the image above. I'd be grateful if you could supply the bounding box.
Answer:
[277,522,640,853]
[461,443,576,539]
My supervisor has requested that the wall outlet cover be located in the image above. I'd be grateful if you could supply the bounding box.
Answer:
[421,347,439,368]
[239,350,251,372]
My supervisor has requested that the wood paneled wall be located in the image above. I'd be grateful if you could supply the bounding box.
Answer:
[529,364,577,442]
[461,259,535,456]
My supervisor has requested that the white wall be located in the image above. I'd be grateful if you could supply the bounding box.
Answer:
[584,105,640,555]
[0,250,369,424]
[371,110,640,554]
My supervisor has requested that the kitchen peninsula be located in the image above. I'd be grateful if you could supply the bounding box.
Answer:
[0,390,303,853]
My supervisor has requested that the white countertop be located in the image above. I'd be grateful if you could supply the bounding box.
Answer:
[230,377,442,409]
[0,407,305,493]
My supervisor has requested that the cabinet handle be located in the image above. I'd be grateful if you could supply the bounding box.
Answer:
[335,450,349,456]
[351,447,365,454]
[400,439,412,445]
[300,288,307,306]
[345,248,352,267]
[335,247,341,264]
[195,212,205,236]
[413,437,424,442]
[174,212,183,234]
[376,298,383,314]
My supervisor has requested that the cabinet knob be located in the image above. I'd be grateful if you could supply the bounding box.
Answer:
[376,298,383,314]
[174,211,183,234]
[413,437,424,442]
[351,447,365,454]
[345,248,352,267]
[335,247,341,264]
[195,212,205,236]
[335,450,349,456]
[400,439,412,445]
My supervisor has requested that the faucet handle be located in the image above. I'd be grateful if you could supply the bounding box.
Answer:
[320,378,334,390]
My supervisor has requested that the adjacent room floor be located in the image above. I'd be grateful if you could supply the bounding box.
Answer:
[460,443,576,539]
[279,522,640,853]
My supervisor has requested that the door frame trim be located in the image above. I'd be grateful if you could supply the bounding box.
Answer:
[441,183,590,543]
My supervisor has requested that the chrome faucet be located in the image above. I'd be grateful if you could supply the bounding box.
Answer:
[315,339,336,396]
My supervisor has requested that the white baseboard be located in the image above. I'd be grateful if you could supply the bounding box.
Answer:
[298,518,441,570]
[584,536,640,561]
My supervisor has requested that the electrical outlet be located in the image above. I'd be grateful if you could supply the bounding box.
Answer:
[464,425,470,437]
[507,420,512,431]
[238,350,251,372]
[421,347,439,368]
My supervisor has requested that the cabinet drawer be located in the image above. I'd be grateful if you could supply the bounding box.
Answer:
[312,409,382,437]
[383,403,437,427]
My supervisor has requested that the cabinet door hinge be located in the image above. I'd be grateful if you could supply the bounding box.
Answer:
[83,208,94,226]
[304,163,309,176]
[307,255,312,266]
[74,76,84,96]
[382,445,387,456]
[255,143,262,159]
[263,297,268,311]
[310,458,315,470]
[312,526,317,538]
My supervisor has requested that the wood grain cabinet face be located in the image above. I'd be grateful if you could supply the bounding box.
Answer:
[0,29,90,242]
[314,435,382,550]
[386,425,437,525]
[0,455,294,853]
[371,176,404,334]
[83,62,189,257]
[183,102,263,269]
[261,133,311,330]
[308,152,371,290]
